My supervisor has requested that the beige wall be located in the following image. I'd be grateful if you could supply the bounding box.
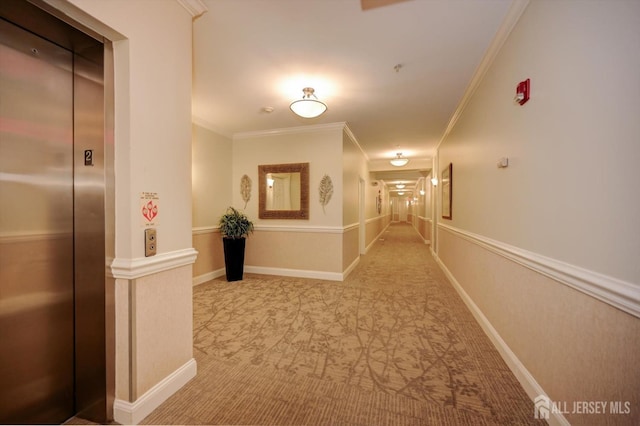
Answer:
[192,229,225,282]
[438,0,640,284]
[246,230,343,274]
[438,228,640,425]
[342,227,360,271]
[229,124,345,277]
[59,0,197,419]
[365,215,391,250]
[342,128,388,263]
[435,1,640,424]
[132,266,193,397]
[69,0,194,258]
[192,124,232,228]
[416,216,430,244]
[416,174,432,244]
[233,124,343,226]
[191,124,232,284]
[342,130,364,227]
[192,123,388,280]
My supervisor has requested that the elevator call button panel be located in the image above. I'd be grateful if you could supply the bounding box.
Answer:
[144,228,157,257]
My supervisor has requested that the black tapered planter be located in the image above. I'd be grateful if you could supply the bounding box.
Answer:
[222,237,246,281]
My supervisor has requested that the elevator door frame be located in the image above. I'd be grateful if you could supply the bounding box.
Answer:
[0,0,115,422]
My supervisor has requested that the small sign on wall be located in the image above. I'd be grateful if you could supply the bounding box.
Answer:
[141,192,159,227]
[84,150,93,166]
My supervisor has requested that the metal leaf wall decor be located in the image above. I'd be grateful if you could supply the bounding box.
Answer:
[240,174,252,209]
[318,174,334,213]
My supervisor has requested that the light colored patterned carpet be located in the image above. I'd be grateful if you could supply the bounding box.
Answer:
[141,223,544,425]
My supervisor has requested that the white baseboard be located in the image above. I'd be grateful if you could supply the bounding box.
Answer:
[342,256,360,280]
[113,358,197,425]
[245,265,343,281]
[193,268,225,286]
[219,258,359,283]
[365,222,391,254]
[432,254,569,426]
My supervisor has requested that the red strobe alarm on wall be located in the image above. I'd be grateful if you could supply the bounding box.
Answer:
[515,78,530,105]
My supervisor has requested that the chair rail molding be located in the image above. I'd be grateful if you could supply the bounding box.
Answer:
[110,248,198,280]
[438,223,640,319]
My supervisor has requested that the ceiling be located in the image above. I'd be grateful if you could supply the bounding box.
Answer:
[192,0,513,193]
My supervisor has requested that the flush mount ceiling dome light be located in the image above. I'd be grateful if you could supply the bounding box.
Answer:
[290,87,327,118]
[390,152,409,167]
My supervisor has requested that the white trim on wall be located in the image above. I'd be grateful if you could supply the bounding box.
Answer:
[365,215,388,224]
[175,0,207,18]
[436,0,530,152]
[255,224,345,234]
[197,262,358,284]
[190,222,389,283]
[433,253,569,426]
[343,222,360,232]
[192,116,232,138]
[365,221,391,254]
[192,226,218,235]
[113,358,197,425]
[438,223,640,319]
[342,124,369,161]
[233,122,346,140]
[342,256,360,280]
[193,225,364,234]
[110,248,198,280]
[193,268,225,286]
[245,265,343,281]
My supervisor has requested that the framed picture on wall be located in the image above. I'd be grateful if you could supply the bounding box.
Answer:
[442,163,452,219]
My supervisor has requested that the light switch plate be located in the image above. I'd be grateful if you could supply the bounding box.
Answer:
[144,228,157,257]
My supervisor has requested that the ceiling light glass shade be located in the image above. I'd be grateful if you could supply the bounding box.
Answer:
[395,184,405,189]
[290,87,327,118]
[397,192,405,195]
[390,152,409,167]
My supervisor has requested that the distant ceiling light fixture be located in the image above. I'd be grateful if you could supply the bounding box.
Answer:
[395,184,405,189]
[397,192,405,195]
[262,106,275,113]
[390,152,409,167]
[289,87,327,118]
[420,189,426,196]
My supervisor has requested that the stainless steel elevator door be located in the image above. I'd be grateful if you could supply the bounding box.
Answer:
[0,19,75,423]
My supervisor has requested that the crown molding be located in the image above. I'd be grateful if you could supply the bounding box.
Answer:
[175,0,208,18]
[233,122,347,140]
[436,0,530,153]
[192,116,233,138]
[343,123,370,162]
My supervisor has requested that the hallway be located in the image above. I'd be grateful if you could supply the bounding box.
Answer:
[141,223,542,425]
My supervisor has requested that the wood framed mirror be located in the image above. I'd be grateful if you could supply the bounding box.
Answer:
[258,162,309,219]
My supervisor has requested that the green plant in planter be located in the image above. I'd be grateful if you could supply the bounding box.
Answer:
[218,207,254,281]
[219,207,254,239]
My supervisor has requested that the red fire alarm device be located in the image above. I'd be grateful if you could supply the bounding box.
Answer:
[515,78,530,105]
